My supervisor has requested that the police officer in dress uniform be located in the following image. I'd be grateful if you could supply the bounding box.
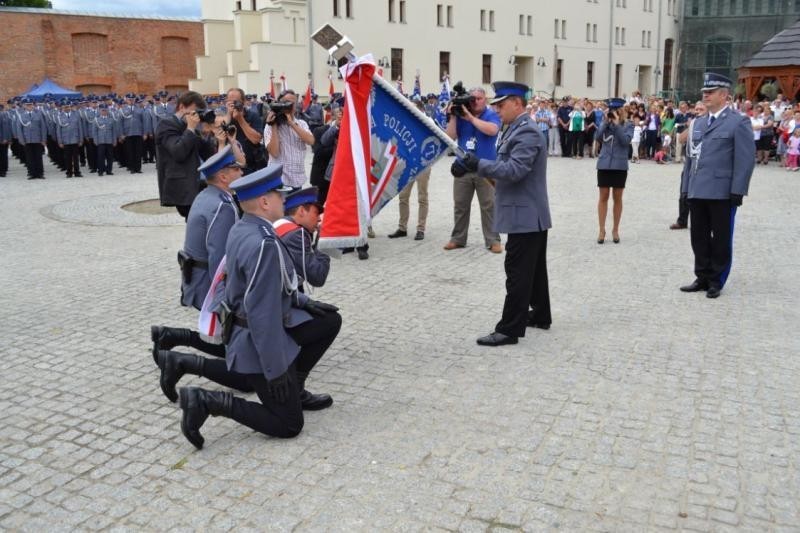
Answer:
[56,100,85,178]
[120,94,145,174]
[44,100,64,173]
[679,73,755,299]
[152,146,261,403]
[272,186,331,289]
[176,164,340,449]
[92,104,120,176]
[457,82,553,346]
[16,98,47,180]
[151,145,242,363]
[0,104,11,177]
[81,99,99,173]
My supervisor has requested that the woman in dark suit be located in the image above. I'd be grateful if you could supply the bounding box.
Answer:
[595,99,634,244]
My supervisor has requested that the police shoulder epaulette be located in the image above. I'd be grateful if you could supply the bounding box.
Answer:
[218,192,233,204]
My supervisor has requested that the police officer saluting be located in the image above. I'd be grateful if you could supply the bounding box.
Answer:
[273,186,331,289]
[177,164,340,449]
[680,73,755,299]
[456,82,552,346]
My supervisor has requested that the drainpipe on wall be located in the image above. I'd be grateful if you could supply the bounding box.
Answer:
[308,0,314,87]
[607,0,614,96]
[655,0,663,96]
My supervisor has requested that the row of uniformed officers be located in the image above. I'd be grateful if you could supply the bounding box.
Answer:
[0,93,176,179]
[150,146,339,447]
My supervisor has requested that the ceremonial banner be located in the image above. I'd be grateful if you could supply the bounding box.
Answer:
[318,55,454,249]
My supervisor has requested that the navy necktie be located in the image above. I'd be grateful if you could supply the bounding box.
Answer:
[708,115,715,127]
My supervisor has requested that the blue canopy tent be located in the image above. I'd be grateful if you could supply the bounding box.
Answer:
[21,78,82,101]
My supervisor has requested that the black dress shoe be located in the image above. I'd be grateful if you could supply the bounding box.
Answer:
[300,390,333,411]
[357,248,369,260]
[414,231,425,240]
[387,229,407,238]
[476,332,518,346]
[680,280,708,292]
[706,285,721,298]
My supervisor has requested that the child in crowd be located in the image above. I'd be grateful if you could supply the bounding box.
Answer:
[631,121,643,163]
[786,127,800,171]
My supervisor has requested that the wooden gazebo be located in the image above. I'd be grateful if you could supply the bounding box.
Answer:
[738,20,800,101]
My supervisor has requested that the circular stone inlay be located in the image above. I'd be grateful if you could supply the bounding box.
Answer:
[41,193,184,227]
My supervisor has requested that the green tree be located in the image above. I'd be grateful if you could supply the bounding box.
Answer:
[0,0,53,7]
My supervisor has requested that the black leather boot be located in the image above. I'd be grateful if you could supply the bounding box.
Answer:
[296,370,333,411]
[157,350,205,403]
[179,387,233,450]
[151,326,194,364]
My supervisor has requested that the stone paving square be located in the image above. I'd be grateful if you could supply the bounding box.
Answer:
[0,152,799,532]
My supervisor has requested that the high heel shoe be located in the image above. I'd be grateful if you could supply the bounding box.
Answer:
[612,232,620,243]
[597,231,606,244]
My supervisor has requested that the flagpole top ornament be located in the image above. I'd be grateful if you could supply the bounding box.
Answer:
[311,24,354,62]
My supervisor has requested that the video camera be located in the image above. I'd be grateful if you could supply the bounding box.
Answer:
[266,101,294,126]
[450,81,476,117]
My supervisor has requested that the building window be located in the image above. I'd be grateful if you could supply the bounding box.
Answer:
[391,48,403,81]
[436,4,443,26]
[615,26,620,44]
[489,10,495,30]
[555,59,564,86]
[705,37,732,68]
[649,0,654,10]
[400,0,406,22]
[587,61,595,87]
[251,0,257,9]
[717,0,725,14]
[333,0,340,17]
[704,0,711,14]
[621,27,626,45]
[235,1,242,10]
[519,14,525,35]
[482,54,492,84]
[561,20,567,38]
[554,18,559,38]
[446,4,453,27]
[345,0,352,17]
[587,23,592,41]
[527,16,532,35]
[729,0,737,14]
[388,0,395,22]
[439,51,450,80]
[642,30,646,47]
[647,30,652,47]
[593,24,598,42]
[480,9,486,30]
[667,0,671,14]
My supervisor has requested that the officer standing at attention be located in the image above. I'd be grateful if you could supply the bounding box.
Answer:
[177,164,340,449]
[120,94,145,174]
[56,100,85,178]
[680,73,755,299]
[92,103,120,176]
[272,186,331,289]
[456,82,552,346]
[0,104,11,177]
[16,98,48,180]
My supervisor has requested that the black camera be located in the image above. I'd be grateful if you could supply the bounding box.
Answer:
[233,101,244,112]
[197,108,217,124]
[450,81,475,117]
[220,121,237,136]
[266,101,293,125]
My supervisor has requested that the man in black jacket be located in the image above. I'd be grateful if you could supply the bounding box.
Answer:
[155,91,215,219]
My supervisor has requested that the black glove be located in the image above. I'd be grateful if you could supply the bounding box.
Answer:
[460,152,480,172]
[450,160,467,177]
[730,194,743,207]
[266,372,291,403]
[303,299,340,317]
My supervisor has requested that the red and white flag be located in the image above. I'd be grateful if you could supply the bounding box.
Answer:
[269,74,276,99]
[198,257,227,339]
[328,72,335,99]
[318,56,376,249]
[302,77,313,112]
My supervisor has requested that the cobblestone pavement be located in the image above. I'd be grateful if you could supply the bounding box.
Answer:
[1,151,798,532]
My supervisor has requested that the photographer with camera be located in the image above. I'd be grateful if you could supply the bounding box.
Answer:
[211,116,247,168]
[264,90,315,190]
[223,88,265,175]
[155,91,218,219]
[444,84,502,253]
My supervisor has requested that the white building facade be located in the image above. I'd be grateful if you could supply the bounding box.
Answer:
[191,0,681,100]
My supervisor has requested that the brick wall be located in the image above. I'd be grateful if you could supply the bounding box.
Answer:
[0,11,203,99]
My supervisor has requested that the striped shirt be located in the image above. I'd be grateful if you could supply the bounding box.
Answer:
[263,119,311,188]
